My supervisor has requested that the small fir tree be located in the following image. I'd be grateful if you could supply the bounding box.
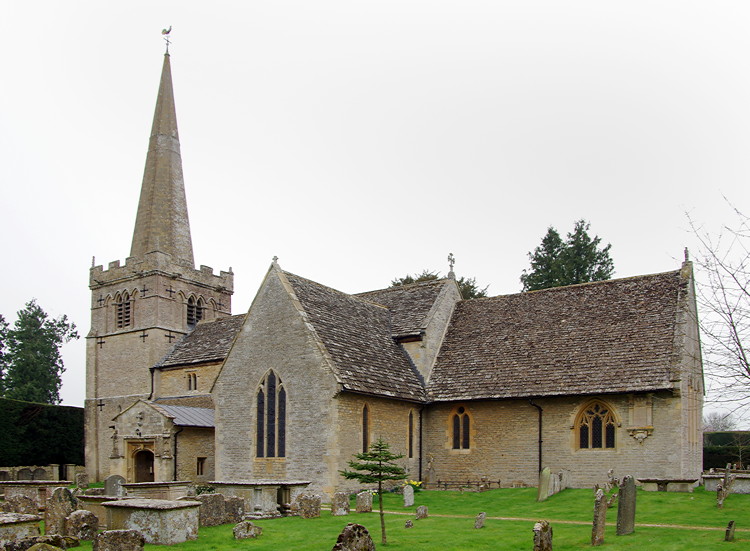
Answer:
[2,300,78,404]
[340,438,406,545]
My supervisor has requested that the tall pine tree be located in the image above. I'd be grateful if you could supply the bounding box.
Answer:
[521,220,614,291]
[2,300,78,404]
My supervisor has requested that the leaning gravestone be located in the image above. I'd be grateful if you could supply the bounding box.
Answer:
[537,467,551,502]
[415,505,428,519]
[233,520,262,539]
[403,484,414,507]
[616,475,636,536]
[331,523,375,551]
[104,475,126,497]
[725,521,736,542]
[474,512,486,529]
[331,492,350,516]
[294,494,322,519]
[591,488,607,546]
[355,492,372,513]
[45,488,77,535]
[533,520,553,551]
[92,529,145,551]
[65,509,99,540]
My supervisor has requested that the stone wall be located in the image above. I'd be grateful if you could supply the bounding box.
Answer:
[156,363,223,398]
[175,427,214,484]
[423,391,697,488]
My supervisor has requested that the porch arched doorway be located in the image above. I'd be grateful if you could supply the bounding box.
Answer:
[134,449,155,482]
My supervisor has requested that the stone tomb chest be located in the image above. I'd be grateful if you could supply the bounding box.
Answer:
[102,498,201,545]
[0,513,42,546]
[211,480,309,517]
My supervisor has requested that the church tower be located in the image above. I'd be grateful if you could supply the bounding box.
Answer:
[85,52,234,481]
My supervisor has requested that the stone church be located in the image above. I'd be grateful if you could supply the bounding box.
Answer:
[85,52,704,496]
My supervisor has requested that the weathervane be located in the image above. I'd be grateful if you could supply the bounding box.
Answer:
[162,26,172,53]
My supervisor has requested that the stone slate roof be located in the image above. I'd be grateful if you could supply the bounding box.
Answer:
[156,314,245,368]
[427,270,684,401]
[284,272,426,402]
[356,279,451,337]
[153,395,214,409]
[150,403,215,427]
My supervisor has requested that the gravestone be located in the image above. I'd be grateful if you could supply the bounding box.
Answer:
[294,494,321,519]
[403,485,414,507]
[591,488,607,546]
[331,492,350,516]
[104,475,126,497]
[725,520,735,542]
[415,505,428,519]
[533,520,553,551]
[616,475,636,536]
[233,520,262,539]
[331,523,375,551]
[3,535,71,551]
[65,509,99,540]
[92,529,145,551]
[45,488,77,535]
[474,512,486,529]
[225,496,244,523]
[194,493,225,527]
[355,492,372,513]
[404,520,413,528]
[537,467,551,502]
[75,473,89,489]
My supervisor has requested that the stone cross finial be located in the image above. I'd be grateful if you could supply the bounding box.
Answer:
[272,256,279,263]
[447,253,456,279]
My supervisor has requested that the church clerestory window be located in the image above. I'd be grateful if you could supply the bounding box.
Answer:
[452,406,470,450]
[187,296,204,330]
[256,371,286,458]
[187,372,197,391]
[116,291,132,329]
[577,401,616,449]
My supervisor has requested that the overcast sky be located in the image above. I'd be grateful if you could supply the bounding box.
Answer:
[1,1,749,421]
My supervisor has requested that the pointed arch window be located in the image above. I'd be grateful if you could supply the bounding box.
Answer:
[452,406,470,450]
[577,401,617,449]
[187,296,204,330]
[362,405,370,453]
[256,371,286,458]
[116,291,132,328]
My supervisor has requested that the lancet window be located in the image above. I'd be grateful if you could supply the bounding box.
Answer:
[256,371,286,458]
[452,406,470,450]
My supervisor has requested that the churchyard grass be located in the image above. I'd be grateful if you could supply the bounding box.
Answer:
[68,487,748,550]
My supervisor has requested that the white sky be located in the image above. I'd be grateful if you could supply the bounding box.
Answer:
[1,1,749,421]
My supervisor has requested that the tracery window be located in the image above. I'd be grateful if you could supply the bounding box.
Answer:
[116,291,132,328]
[452,406,470,450]
[577,401,616,449]
[362,405,370,453]
[256,371,286,458]
[187,296,204,330]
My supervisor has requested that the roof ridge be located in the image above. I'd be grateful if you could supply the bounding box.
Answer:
[356,278,452,296]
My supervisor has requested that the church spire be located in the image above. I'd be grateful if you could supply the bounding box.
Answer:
[130,52,194,265]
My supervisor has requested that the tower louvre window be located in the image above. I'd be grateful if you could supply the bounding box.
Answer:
[187,296,204,329]
[256,371,286,458]
[116,291,132,328]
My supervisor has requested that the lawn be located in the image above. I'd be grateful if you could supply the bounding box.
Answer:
[71,487,748,550]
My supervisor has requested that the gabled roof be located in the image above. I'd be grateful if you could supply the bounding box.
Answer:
[149,403,214,428]
[356,279,453,338]
[283,271,426,401]
[156,314,245,369]
[427,270,685,401]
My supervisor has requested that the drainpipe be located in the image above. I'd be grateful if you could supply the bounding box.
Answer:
[418,407,425,482]
[529,400,543,473]
[173,427,183,481]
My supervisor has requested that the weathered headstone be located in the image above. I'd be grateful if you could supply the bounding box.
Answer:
[45,487,77,535]
[75,473,89,489]
[65,509,99,540]
[404,520,413,528]
[331,523,375,551]
[403,485,414,507]
[415,505,428,519]
[294,494,322,519]
[616,475,636,536]
[331,492,350,516]
[533,520,553,551]
[725,520,736,542]
[195,493,225,526]
[233,520,262,539]
[225,496,244,523]
[104,475,126,497]
[474,512,486,529]
[355,492,372,513]
[537,467,551,502]
[92,529,145,551]
[592,488,607,546]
